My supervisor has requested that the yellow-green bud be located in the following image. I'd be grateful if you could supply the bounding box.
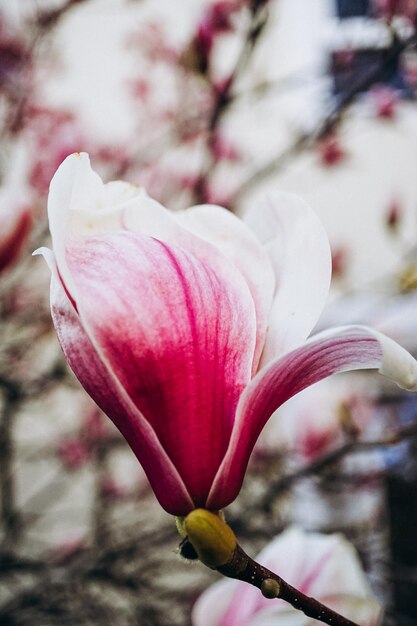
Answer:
[261,578,280,599]
[184,509,237,568]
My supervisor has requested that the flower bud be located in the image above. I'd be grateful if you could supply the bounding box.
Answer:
[184,509,237,568]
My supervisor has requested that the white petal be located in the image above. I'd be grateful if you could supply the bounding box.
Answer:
[175,204,275,370]
[192,579,239,626]
[244,192,331,363]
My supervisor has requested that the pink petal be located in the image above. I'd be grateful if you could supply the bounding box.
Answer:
[49,260,194,515]
[208,325,417,509]
[51,155,265,378]
[124,198,274,372]
[244,192,331,363]
[67,231,256,509]
[175,204,275,371]
[192,579,240,626]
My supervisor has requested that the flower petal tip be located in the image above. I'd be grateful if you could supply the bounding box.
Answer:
[375,328,417,391]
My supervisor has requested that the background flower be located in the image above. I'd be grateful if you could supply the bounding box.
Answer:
[192,527,382,626]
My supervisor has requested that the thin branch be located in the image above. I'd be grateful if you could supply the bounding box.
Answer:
[191,2,270,203]
[218,543,360,626]
[230,30,417,207]
[260,419,417,511]
[0,380,24,547]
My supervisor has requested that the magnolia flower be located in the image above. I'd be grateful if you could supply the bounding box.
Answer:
[192,527,382,626]
[37,152,417,516]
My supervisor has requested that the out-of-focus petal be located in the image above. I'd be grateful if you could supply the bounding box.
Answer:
[175,204,275,371]
[246,610,310,626]
[192,579,240,626]
[208,325,417,509]
[67,231,256,508]
[192,527,381,626]
[244,192,331,363]
[49,260,194,515]
[318,596,381,625]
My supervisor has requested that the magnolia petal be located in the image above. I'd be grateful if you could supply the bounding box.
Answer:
[175,204,275,371]
[318,595,382,625]
[48,153,149,299]
[208,325,417,509]
[257,528,375,601]
[49,261,195,515]
[244,192,331,363]
[246,611,310,626]
[124,198,271,372]
[47,153,102,298]
[68,231,256,508]
[192,579,240,626]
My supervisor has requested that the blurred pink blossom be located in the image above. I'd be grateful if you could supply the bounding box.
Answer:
[27,107,84,194]
[99,477,129,500]
[212,133,240,161]
[373,0,417,23]
[0,189,31,275]
[192,526,382,626]
[258,377,375,461]
[57,436,90,470]
[370,86,398,120]
[317,134,346,167]
[385,195,402,231]
[331,245,349,280]
[83,407,113,442]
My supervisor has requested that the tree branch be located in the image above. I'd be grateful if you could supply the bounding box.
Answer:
[260,419,417,511]
[230,30,417,207]
[218,543,360,626]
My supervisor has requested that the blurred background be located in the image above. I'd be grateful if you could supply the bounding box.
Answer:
[1,0,417,624]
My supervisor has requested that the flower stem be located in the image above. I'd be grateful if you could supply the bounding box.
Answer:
[217,543,361,626]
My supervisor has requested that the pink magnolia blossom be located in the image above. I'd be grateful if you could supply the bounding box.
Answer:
[192,527,382,626]
[36,152,417,516]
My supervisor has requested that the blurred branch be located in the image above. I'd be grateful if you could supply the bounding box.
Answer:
[260,418,417,511]
[192,1,270,203]
[1,0,88,142]
[0,380,23,546]
[230,30,417,207]
[91,439,112,550]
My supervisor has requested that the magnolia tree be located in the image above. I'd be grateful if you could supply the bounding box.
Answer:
[2,1,417,625]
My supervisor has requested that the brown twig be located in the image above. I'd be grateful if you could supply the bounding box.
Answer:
[218,543,360,626]
[192,1,270,203]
